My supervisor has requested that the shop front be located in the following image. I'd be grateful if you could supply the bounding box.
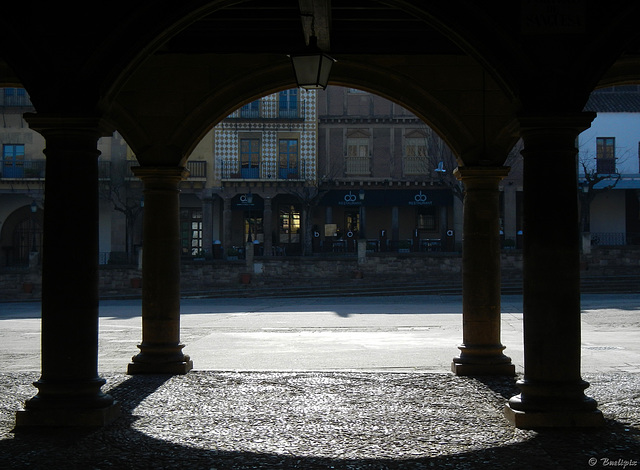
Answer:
[318,187,454,253]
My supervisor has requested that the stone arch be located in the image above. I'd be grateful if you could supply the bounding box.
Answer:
[0,204,43,267]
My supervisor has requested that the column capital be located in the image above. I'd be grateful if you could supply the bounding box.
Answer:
[24,113,114,138]
[454,166,510,185]
[132,166,189,187]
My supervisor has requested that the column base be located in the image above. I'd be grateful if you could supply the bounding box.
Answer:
[127,344,193,375]
[504,405,604,429]
[505,378,605,428]
[15,402,121,427]
[451,344,516,376]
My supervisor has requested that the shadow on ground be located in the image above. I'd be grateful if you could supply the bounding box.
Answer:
[0,372,638,469]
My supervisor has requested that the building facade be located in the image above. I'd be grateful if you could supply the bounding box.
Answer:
[0,85,512,268]
[580,86,640,247]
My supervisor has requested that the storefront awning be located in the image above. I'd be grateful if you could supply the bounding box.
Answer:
[319,188,453,207]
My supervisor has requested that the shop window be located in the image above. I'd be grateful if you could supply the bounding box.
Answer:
[279,205,300,244]
[244,211,263,243]
[181,209,203,257]
[345,211,360,235]
[417,206,437,231]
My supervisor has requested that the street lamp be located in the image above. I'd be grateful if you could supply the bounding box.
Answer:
[289,36,336,90]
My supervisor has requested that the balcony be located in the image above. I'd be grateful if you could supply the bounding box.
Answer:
[402,156,429,176]
[345,156,371,176]
[0,160,45,180]
[221,161,307,181]
[186,161,207,180]
[596,158,616,174]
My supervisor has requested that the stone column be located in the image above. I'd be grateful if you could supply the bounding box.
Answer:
[263,197,273,257]
[505,113,604,428]
[127,166,193,374]
[503,183,517,244]
[452,166,515,376]
[223,196,233,256]
[16,115,120,427]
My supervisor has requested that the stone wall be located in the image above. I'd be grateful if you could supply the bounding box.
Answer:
[1,247,638,300]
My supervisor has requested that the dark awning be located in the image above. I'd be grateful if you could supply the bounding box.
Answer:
[320,189,453,207]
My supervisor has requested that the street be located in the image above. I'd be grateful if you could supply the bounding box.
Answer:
[1,293,639,375]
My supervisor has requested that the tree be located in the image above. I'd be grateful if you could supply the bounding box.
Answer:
[578,156,621,235]
[99,159,144,264]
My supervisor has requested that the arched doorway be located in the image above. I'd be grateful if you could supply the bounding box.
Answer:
[0,204,42,267]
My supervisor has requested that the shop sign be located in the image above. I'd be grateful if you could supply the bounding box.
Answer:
[321,189,452,207]
[408,190,433,206]
[337,191,363,206]
[231,193,264,210]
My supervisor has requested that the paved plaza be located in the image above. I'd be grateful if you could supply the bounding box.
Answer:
[0,294,638,469]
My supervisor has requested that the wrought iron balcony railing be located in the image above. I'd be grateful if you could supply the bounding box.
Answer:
[0,160,45,179]
[220,160,307,181]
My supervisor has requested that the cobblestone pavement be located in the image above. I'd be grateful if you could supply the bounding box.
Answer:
[0,371,638,470]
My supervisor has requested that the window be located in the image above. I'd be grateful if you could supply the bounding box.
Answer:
[240,100,260,118]
[180,209,203,257]
[244,211,263,243]
[2,144,25,178]
[279,89,298,118]
[596,137,616,173]
[417,206,437,231]
[278,139,298,178]
[240,138,260,178]
[347,137,369,158]
[345,211,360,234]
[345,133,370,175]
[279,205,300,244]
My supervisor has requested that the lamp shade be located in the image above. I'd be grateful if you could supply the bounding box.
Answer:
[289,36,336,90]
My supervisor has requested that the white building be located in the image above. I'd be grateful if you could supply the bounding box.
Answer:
[579,86,640,246]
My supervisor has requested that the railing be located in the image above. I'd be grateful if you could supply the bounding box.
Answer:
[402,156,429,175]
[226,101,306,120]
[240,107,260,119]
[221,160,307,181]
[98,161,111,179]
[278,108,300,119]
[0,160,45,179]
[0,89,33,107]
[345,156,371,176]
[591,232,625,246]
[187,160,207,179]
